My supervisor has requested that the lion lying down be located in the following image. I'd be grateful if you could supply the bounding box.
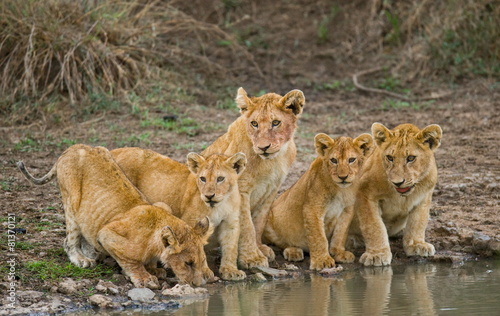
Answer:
[17,144,213,289]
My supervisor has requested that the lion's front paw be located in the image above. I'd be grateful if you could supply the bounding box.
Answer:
[283,247,304,262]
[220,266,246,281]
[203,266,216,282]
[238,249,269,269]
[69,254,96,269]
[131,274,160,290]
[332,249,355,263]
[404,242,435,257]
[259,244,276,261]
[310,254,336,271]
[359,250,392,266]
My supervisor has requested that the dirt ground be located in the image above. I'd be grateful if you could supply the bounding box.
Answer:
[0,0,499,313]
[1,77,499,314]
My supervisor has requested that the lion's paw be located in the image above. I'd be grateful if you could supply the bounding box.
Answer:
[69,254,96,269]
[332,249,355,263]
[359,250,392,266]
[131,274,160,290]
[203,266,215,282]
[404,242,435,257]
[310,255,336,271]
[238,250,269,269]
[283,247,304,262]
[220,266,246,281]
[259,244,276,261]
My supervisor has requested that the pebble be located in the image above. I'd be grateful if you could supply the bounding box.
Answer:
[161,284,208,298]
[127,288,156,302]
[89,294,114,308]
[58,278,78,294]
[318,266,344,277]
[250,266,289,278]
[247,273,267,283]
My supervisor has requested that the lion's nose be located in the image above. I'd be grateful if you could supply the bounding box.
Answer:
[393,180,405,187]
[259,145,271,152]
[339,175,348,181]
[205,194,215,200]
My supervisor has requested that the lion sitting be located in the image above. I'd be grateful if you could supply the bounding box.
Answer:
[201,87,305,268]
[111,148,247,281]
[351,123,443,266]
[17,144,213,289]
[264,133,374,270]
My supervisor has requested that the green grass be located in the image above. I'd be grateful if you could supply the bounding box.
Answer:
[35,221,64,231]
[381,99,434,111]
[24,260,114,281]
[15,241,37,250]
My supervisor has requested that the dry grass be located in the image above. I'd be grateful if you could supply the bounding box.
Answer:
[0,0,256,124]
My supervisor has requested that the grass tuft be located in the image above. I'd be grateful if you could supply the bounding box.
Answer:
[24,260,114,281]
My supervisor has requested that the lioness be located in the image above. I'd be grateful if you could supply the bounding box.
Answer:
[17,144,213,289]
[352,123,442,266]
[264,133,374,270]
[111,148,247,281]
[202,87,305,268]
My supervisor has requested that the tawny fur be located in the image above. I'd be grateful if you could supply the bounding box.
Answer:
[264,133,374,270]
[17,144,213,289]
[201,87,305,268]
[111,148,247,281]
[351,123,442,266]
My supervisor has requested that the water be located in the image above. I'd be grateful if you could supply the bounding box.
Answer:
[111,260,500,316]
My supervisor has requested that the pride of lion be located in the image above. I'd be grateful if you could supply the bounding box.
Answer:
[17,87,443,289]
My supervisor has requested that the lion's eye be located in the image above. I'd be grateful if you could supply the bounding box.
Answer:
[217,176,225,183]
[185,261,194,267]
[407,155,416,162]
[348,157,356,164]
[330,158,338,164]
[386,155,394,162]
[251,121,258,128]
[200,177,206,183]
[272,120,281,127]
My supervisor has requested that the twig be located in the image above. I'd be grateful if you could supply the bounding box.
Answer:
[352,67,453,102]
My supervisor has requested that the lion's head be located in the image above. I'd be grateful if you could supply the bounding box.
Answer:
[372,123,442,196]
[186,152,246,208]
[315,133,374,187]
[159,217,212,287]
[236,87,305,159]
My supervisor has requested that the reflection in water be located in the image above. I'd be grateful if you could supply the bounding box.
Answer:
[131,261,500,316]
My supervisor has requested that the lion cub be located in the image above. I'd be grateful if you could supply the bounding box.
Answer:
[264,133,373,270]
[351,123,442,266]
[111,148,247,281]
[17,144,212,289]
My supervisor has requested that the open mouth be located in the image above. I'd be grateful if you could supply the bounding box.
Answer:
[396,186,413,194]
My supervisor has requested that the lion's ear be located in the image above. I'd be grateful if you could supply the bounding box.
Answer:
[194,216,213,243]
[280,89,305,116]
[354,133,374,157]
[314,133,333,156]
[371,123,393,146]
[186,152,205,174]
[418,124,442,151]
[161,226,181,254]
[226,152,247,175]
[236,87,252,113]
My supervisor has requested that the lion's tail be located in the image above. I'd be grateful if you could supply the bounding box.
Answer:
[17,161,57,185]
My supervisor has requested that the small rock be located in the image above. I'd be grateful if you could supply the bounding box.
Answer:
[58,278,78,294]
[247,273,267,283]
[95,280,119,294]
[283,263,299,270]
[16,291,44,302]
[318,266,344,277]
[161,284,208,298]
[89,294,114,308]
[127,288,156,302]
[95,284,107,292]
[472,232,491,251]
[250,266,289,278]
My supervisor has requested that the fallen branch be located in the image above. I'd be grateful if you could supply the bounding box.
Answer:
[352,67,453,102]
